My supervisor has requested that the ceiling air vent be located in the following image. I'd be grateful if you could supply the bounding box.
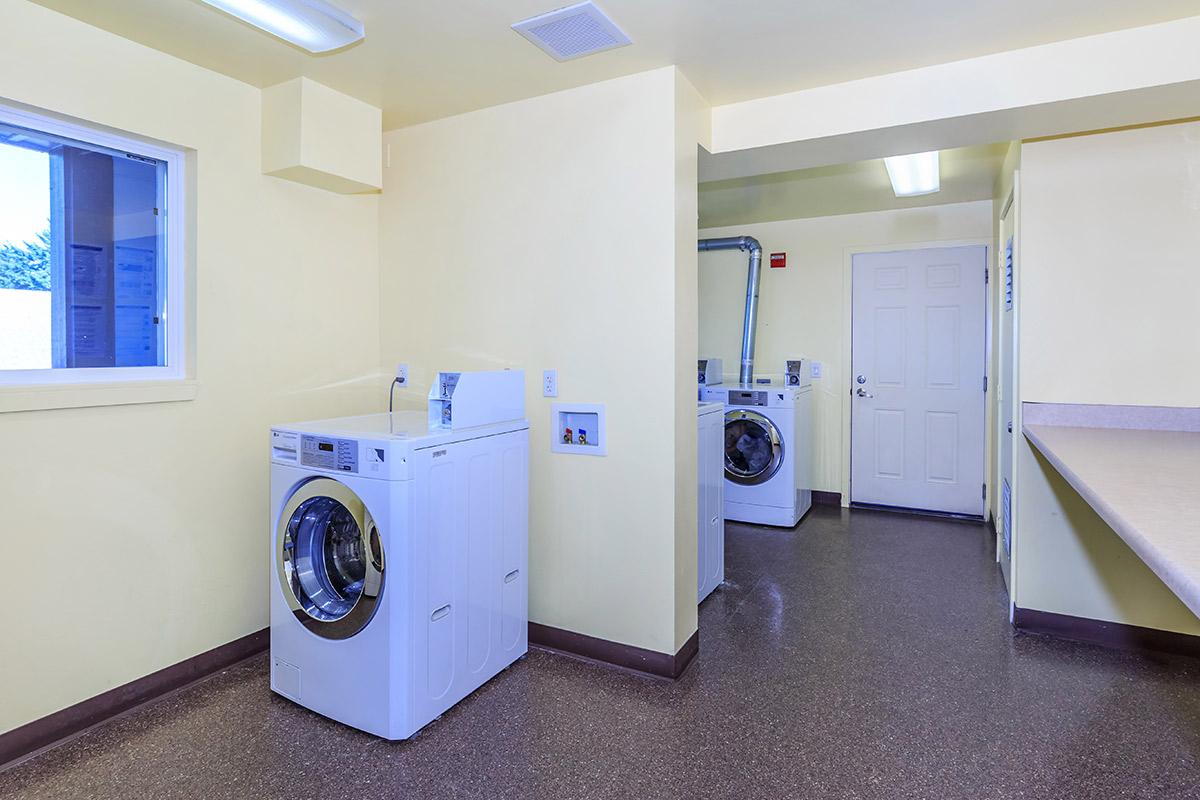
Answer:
[512,2,632,61]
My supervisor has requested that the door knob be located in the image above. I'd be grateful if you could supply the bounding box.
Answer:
[856,388,874,398]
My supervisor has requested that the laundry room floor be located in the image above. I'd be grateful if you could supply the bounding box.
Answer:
[4,507,1199,800]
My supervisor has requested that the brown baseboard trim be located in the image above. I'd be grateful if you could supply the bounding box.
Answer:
[0,627,268,771]
[529,623,698,679]
[1013,608,1200,659]
[812,491,841,507]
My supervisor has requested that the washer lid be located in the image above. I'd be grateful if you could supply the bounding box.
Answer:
[724,409,785,486]
[276,477,384,641]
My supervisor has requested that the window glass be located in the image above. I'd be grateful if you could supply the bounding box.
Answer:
[0,120,167,371]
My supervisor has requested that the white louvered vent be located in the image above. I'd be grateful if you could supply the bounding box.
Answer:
[512,2,632,61]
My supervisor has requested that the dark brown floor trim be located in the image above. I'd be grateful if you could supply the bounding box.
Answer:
[0,627,268,770]
[529,623,699,679]
[1014,608,1200,659]
[812,491,841,507]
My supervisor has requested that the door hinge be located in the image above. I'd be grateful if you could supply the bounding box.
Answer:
[983,375,988,392]
[985,267,989,284]
[982,483,987,500]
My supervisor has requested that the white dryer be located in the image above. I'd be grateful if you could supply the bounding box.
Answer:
[702,381,813,527]
[697,400,725,602]
[269,405,529,740]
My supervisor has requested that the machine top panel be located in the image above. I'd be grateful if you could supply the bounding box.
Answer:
[273,412,528,449]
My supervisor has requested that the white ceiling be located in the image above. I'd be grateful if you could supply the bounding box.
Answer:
[28,1,1200,130]
[698,143,1009,229]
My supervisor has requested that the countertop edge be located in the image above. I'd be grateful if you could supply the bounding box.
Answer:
[1022,423,1200,620]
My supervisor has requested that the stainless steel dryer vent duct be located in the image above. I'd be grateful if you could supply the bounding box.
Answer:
[698,236,763,386]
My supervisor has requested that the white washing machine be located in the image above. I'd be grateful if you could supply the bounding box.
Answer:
[702,380,813,527]
[269,373,529,739]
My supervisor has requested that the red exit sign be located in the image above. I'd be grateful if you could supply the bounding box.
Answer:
[770,252,786,268]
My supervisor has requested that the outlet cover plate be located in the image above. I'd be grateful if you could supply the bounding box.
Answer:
[543,369,558,397]
[395,363,409,385]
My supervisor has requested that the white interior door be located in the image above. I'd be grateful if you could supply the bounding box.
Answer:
[850,245,987,516]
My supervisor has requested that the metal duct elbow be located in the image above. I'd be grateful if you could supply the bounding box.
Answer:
[698,236,763,386]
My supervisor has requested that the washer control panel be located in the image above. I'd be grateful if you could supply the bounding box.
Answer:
[727,390,768,407]
[300,435,358,473]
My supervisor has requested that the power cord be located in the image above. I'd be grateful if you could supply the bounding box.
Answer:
[388,377,404,413]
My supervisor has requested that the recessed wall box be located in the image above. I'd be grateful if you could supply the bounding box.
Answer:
[551,403,607,456]
[698,358,723,386]
[428,370,525,429]
[785,359,811,388]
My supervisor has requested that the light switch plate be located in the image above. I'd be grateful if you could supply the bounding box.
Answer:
[811,361,823,379]
[543,369,558,398]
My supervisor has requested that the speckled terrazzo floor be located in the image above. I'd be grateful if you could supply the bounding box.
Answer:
[3,506,1199,799]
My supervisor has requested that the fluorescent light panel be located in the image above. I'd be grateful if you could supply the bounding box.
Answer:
[884,151,940,197]
[198,0,364,53]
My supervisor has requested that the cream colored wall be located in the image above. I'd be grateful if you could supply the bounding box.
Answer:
[1015,121,1200,631]
[378,67,700,657]
[672,72,709,650]
[0,1,381,734]
[1020,123,1200,406]
[700,201,993,498]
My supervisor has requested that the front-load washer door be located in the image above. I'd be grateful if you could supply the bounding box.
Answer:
[276,478,385,640]
[723,410,785,486]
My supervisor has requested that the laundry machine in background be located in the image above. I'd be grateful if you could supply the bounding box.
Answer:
[269,371,529,740]
[702,371,813,528]
[698,358,724,393]
[697,400,725,602]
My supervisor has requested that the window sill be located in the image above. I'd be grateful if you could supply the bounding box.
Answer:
[0,380,198,414]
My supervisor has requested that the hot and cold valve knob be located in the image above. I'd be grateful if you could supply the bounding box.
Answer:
[578,429,588,446]
[563,428,573,445]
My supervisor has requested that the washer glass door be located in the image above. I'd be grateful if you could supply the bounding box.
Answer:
[724,410,785,485]
[277,478,385,640]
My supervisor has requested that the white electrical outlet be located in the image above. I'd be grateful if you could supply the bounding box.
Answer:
[395,363,408,385]
[810,361,823,379]
[543,370,558,398]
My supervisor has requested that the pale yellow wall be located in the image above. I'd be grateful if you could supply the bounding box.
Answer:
[672,72,708,650]
[1020,123,1200,406]
[378,67,699,656]
[0,1,381,734]
[700,201,993,498]
[1015,121,1200,631]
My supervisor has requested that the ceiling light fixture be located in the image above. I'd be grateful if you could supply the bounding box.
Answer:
[883,151,940,197]
[197,0,364,53]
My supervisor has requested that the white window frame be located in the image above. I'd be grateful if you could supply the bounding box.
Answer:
[0,103,186,388]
